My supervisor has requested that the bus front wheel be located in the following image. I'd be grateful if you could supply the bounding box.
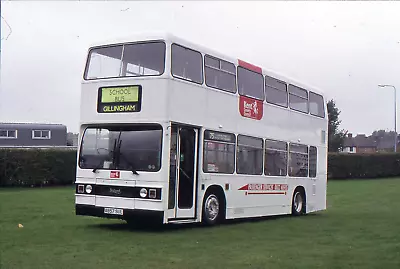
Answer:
[202,192,222,225]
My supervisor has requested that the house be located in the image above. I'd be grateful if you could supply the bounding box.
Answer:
[0,123,67,147]
[342,132,400,153]
[342,133,377,153]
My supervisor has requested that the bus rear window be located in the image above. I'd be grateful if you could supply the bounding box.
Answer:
[309,92,325,118]
[85,42,166,80]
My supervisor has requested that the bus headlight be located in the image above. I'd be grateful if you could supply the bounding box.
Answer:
[139,188,148,198]
[85,185,93,194]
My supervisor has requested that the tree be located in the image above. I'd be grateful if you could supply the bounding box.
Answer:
[67,132,79,146]
[372,129,396,139]
[327,99,346,152]
[371,129,397,152]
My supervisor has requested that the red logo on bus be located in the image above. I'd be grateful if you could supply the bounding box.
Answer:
[239,96,263,120]
[110,171,120,179]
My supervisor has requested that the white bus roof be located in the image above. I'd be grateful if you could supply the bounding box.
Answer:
[88,32,325,97]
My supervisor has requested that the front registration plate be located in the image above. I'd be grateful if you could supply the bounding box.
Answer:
[104,207,123,215]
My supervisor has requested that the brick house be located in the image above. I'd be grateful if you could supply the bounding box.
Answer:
[342,133,400,153]
[342,133,377,153]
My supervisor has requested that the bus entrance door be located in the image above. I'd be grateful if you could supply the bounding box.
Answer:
[167,125,198,220]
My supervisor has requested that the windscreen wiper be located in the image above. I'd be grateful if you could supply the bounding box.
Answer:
[92,154,139,175]
[92,159,105,173]
[92,149,115,173]
[117,140,139,175]
[92,134,139,175]
[92,156,111,173]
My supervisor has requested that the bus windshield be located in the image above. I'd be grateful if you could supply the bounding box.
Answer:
[78,125,163,172]
[84,41,166,80]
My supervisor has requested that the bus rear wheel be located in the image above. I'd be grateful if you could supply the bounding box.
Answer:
[291,189,305,216]
[202,193,222,225]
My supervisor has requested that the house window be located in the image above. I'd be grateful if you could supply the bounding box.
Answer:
[0,129,17,139]
[32,130,51,139]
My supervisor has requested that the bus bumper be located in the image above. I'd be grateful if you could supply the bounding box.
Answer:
[76,204,164,221]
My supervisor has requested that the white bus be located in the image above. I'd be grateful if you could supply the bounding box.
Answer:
[75,33,328,226]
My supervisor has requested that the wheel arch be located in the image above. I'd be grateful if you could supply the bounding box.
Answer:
[292,185,307,214]
[201,184,227,221]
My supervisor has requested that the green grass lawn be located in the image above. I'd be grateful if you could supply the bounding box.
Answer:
[1,179,400,269]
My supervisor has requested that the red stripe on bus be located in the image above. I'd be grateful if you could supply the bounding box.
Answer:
[247,192,286,195]
[238,184,249,190]
[238,59,262,74]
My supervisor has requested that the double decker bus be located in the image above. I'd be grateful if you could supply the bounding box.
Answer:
[75,33,328,225]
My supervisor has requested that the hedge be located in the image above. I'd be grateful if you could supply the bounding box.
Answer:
[327,152,400,179]
[1,149,400,187]
[0,148,77,187]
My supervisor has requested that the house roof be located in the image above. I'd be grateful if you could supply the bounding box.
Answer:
[343,134,377,148]
[344,133,400,150]
[0,122,67,130]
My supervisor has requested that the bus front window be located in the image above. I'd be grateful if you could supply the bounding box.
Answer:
[79,125,163,172]
[85,41,166,80]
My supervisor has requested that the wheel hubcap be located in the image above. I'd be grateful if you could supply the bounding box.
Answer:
[294,192,303,213]
[205,195,219,221]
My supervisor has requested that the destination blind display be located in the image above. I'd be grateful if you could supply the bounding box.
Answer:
[204,130,235,143]
[97,85,142,113]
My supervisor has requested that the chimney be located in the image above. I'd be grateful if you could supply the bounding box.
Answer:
[348,133,353,138]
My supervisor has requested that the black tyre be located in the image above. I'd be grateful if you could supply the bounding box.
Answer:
[291,189,305,216]
[202,192,222,225]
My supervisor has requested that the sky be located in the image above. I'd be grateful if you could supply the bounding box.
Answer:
[1,1,400,134]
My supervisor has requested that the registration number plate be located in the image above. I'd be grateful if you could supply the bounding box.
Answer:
[104,207,123,215]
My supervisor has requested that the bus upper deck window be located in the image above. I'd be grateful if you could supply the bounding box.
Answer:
[122,42,166,77]
[84,42,166,80]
